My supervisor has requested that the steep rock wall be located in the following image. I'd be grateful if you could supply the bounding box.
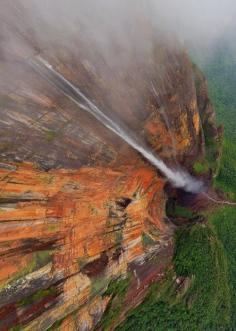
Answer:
[0,48,210,330]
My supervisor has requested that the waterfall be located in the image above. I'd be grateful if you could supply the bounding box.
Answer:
[30,56,204,194]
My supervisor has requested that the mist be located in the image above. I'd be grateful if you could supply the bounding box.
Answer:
[1,0,235,102]
[1,0,236,57]
[31,55,204,193]
[0,0,235,192]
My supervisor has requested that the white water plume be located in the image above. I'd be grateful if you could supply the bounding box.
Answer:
[30,56,204,194]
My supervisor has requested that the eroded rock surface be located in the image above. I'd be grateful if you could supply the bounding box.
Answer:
[0,8,218,329]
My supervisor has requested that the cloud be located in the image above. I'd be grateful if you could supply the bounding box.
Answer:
[2,0,236,57]
[1,0,233,191]
[151,0,236,44]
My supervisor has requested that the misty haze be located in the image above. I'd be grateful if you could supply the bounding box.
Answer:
[0,1,236,330]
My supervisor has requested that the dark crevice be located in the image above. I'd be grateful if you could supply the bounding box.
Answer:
[82,252,109,277]
[115,197,132,209]
[0,238,61,258]
[164,183,206,226]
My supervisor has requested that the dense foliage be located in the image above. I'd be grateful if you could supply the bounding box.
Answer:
[97,275,131,331]
[116,44,236,330]
[204,44,236,329]
[116,225,231,331]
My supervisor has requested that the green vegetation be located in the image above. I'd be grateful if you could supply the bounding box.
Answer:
[193,160,209,174]
[39,174,54,184]
[192,61,222,175]
[116,224,231,331]
[17,287,57,307]
[202,45,236,329]
[47,223,59,232]
[97,275,131,331]
[166,200,195,219]
[91,276,110,296]
[214,140,236,200]
[34,250,52,268]
[202,45,236,196]
[141,232,155,247]
[46,317,64,331]
[204,125,221,174]
[117,46,236,330]
[9,326,21,331]
[0,250,52,290]
[208,207,236,329]
[173,205,194,219]
[44,130,58,142]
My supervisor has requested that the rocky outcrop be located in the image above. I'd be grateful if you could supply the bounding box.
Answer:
[0,162,169,330]
[0,25,213,329]
[192,63,223,176]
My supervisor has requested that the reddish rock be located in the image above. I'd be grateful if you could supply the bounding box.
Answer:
[0,17,217,330]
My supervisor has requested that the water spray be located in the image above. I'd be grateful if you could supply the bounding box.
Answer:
[29,56,204,194]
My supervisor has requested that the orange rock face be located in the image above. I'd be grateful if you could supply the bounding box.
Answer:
[0,159,168,329]
[0,162,165,278]
[0,52,209,329]
[0,10,214,327]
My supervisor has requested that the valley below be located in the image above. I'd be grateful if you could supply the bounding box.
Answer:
[0,2,236,330]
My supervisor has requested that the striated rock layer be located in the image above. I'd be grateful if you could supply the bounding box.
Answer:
[0,23,218,329]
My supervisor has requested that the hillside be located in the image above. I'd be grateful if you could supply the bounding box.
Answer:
[115,45,236,331]
[0,38,213,330]
[1,3,235,330]
[203,44,236,330]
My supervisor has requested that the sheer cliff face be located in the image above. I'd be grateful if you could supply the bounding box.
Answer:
[0,35,208,329]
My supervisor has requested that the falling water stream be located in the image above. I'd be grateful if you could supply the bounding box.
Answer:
[30,56,204,193]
